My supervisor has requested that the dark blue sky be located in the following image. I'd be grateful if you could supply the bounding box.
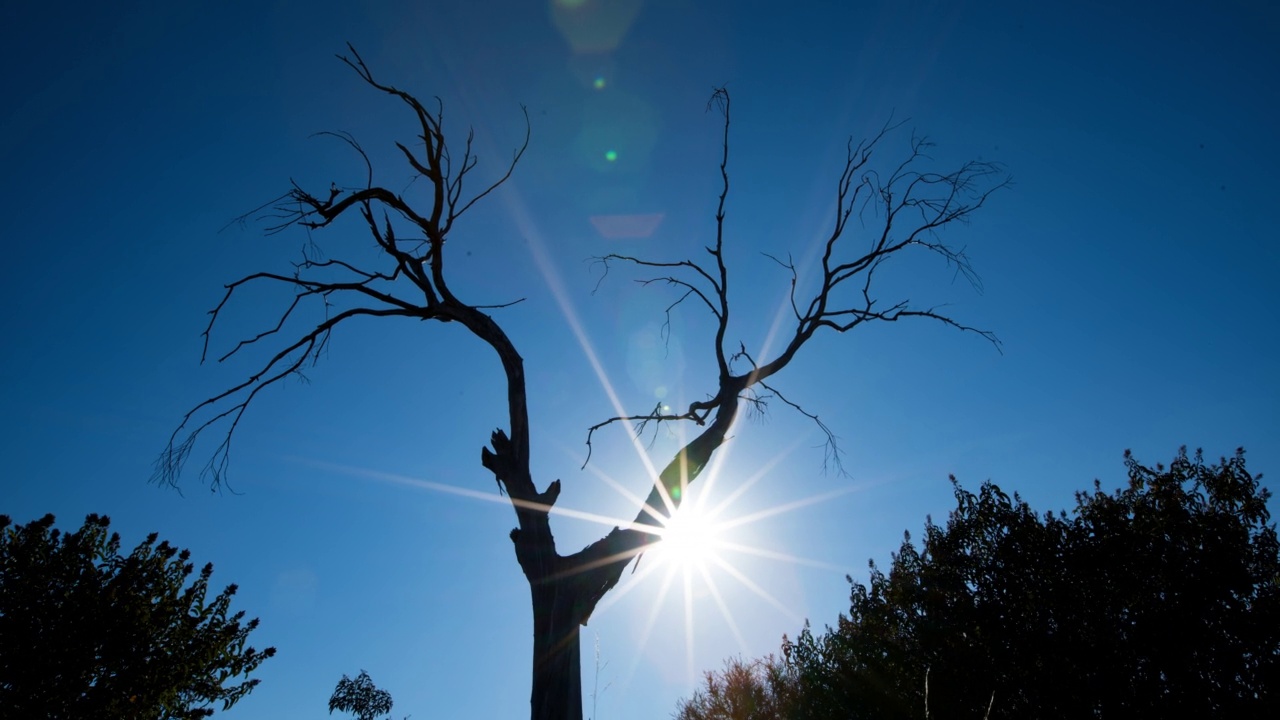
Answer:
[3,1,1277,718]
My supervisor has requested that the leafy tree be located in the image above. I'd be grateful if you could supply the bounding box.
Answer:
[329,670,394,720]
[678,448,1280,719]
[155,46,1006,720]
[677,655,796,720]
[0,513,275,719]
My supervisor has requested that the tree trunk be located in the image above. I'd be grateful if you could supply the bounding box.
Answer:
[514,397,741,720]
[529,576,584,720]
[482,429,590,720]
[482,387,740,720]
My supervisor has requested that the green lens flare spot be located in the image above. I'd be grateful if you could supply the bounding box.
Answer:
[671,487,682,500]
[604,149,618,162]
[593,76,606,90]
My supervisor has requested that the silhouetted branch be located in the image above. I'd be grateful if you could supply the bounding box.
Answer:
[592,256,722,316]
[586,88,1006,492]
[157,46,532,493]
[581,402,713,469]
[312,131,373,189]
[730,344,846,475]
[759,380,846,476]
[157,305,415,488]
[762,251,803,322]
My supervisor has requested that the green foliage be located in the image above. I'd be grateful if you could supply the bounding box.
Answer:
[0,513,275,719]
[677,656,796,720]
[678,448,1280,719]
[329,670,394,720]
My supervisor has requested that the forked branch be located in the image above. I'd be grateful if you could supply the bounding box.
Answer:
[156,46,532,494]
[585,88,1006,498]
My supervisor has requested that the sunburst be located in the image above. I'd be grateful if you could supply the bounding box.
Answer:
[649,501,721,572]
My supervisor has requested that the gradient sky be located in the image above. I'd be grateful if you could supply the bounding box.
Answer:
[3,1,1277,718]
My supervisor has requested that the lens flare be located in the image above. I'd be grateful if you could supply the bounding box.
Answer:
[550,0,642,54]
[572,89,658,173]
[587,213,665,239]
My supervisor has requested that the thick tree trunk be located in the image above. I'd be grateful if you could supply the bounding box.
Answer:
[482,429,589,720]
[529,577,584,720]
[482,384,741,720]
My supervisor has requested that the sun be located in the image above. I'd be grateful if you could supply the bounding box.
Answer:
[651,503,722,571]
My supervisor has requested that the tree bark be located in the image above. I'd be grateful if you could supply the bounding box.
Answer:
[529,575,584,720]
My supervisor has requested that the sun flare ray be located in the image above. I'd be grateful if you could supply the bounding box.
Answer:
[683,564,695,683]
[718,484,863,531]
[708,553,804,625]
[715,540,846,570]
[698,562,750,654]
[294,457,635,529]
[699,437,805,524]
[579,459,670,526]
[589,547,670,617]
[509,192,668,490]
[622,561,682,685]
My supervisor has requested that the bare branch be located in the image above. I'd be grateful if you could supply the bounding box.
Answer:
[218,192,291,235]
[156,305,416,489]
[593,254,722,308]
[312,131,373,189]
[758,380,847,477]
[448,106,531,227]
[581,402,708,469]
[586,90,1006,492]
[297,256,397,283]
[637,280,716,347]
[161,47,534,493]
[762,251,803,322]
[707,88,733,382]
[730,345,847,475]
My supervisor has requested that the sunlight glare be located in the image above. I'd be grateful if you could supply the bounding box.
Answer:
[652,503,721,571]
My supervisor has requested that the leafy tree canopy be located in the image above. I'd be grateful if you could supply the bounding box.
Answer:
[677,448,1280,719]
[329,670,394,720]
[677,655,796,720]
[0,513,275,719]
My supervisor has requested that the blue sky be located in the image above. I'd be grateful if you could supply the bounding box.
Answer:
[2,1,1277,718]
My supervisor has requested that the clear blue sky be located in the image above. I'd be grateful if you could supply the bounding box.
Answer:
[3,1,1277,718]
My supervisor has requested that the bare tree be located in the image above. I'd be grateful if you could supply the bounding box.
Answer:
[155,46,1007,720]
